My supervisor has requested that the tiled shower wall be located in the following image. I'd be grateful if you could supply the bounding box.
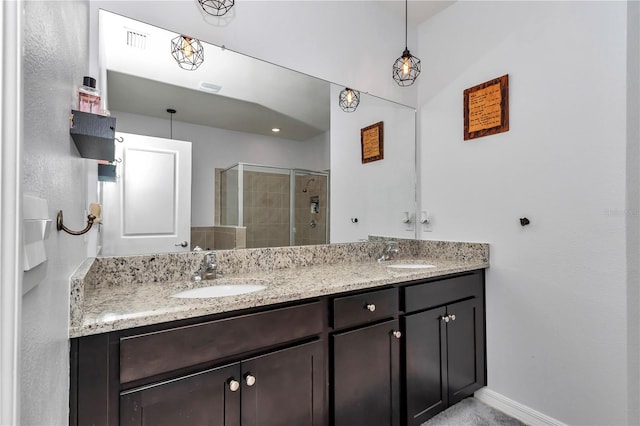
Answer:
[243,171,290,248]
[217,169,329,248]
[191,226,247,250]
[294,174,328,246]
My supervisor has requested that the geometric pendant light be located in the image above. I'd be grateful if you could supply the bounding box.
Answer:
[197,0,235,16]
[392,0,421,86]
[338,88,361,112]
[170,35,205,70]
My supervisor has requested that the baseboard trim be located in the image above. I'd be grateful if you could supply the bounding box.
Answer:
[474,388,567,426]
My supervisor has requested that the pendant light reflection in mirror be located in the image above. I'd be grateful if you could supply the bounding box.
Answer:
[392,0,421,86]
[339,88,360,112]
[167,108,176,138]
[197,0,235,16]
[171,35,205,70]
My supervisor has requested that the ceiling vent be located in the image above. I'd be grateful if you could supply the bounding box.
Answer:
[199,82,222,94]
[126,30,147,49]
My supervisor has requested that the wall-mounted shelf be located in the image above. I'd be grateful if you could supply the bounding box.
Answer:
[69,110,116,161]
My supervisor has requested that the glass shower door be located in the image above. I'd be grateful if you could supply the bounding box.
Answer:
[220,164,240,226]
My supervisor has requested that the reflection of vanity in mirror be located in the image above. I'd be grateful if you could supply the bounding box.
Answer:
[98,10,416,256]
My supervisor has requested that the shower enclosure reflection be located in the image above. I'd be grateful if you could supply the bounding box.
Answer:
[208,163,329,249]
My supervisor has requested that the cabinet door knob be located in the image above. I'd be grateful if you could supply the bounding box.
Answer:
[174,241,188,247]
[245,374,256,387]
[441,315,450,323]
[392,330,402,339]
[228,379,240,392]
[365,303,376,312]
[449,314,456,321]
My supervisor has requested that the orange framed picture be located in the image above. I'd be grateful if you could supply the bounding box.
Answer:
[464,74,509,140]
[361,121,384,163]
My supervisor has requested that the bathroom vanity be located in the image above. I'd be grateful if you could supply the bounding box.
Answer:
[69,240,488,426]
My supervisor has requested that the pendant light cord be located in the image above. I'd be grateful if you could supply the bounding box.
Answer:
[405,0,408,50]
[167,108,176,139]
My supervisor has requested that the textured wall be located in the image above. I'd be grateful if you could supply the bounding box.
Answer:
[21,1,90,424]
[626,3,640,424]
[417,2,630,424]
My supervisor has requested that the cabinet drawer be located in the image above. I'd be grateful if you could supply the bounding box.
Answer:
[333,287,398,329]
[120,301,324,384]
[403,272,483,313]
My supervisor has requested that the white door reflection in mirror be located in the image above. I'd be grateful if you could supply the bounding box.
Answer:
[101,132,192,255]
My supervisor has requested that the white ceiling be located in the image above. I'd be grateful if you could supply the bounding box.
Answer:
[376,1,455,25]
[107,71,328,141]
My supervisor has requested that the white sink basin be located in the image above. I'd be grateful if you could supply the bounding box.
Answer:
[385,263,436,269]
[171,284,267,298]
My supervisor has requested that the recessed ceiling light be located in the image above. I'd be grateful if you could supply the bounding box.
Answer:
[272,128,281,133]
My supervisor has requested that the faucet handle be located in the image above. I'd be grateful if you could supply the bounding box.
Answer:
[203,252,215,264]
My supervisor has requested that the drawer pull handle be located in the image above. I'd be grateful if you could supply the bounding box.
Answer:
[440,314,456,323]
[392,330,402,339]
[365,303,376,312]
[245,374,256,387]
[228,379,240,392]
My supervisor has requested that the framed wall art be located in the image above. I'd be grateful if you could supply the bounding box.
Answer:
[464,74,509,140]
[361,121,384,163]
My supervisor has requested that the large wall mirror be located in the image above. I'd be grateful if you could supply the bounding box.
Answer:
[98,10,416,256]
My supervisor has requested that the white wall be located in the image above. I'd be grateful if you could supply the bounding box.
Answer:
[417,2,631,424]
[113,110,329,227]
[89,1,417,108]
[21,0,91,424]
[331,87,416,242]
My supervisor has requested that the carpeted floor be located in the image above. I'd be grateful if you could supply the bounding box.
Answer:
[421,398,527,426]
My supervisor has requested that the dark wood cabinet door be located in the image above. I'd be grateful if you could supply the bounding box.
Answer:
[120,363,241,426]
[404,306,448,426]
[240,340,325,426]
[446,297,485,404]
[332,319,401,426]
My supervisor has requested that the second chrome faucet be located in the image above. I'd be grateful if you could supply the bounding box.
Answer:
[377,241,399,262]
[193,252,220,281]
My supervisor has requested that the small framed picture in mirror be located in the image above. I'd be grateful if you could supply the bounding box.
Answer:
[361,121,384,163]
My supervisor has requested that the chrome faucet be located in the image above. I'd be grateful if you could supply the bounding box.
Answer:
[377,241,399,262]
[193,252,220,281]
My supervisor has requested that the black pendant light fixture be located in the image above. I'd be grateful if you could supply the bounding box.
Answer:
[392,0,421,86]
[197,0,235,16]
[339,88,360,112]
[171,35,205,70]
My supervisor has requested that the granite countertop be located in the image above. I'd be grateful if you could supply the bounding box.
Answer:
[70,253,488,338]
